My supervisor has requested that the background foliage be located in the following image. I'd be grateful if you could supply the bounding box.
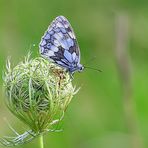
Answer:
[0,0,148,147]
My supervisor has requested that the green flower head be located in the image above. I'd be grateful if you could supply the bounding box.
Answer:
[2,55,78,146]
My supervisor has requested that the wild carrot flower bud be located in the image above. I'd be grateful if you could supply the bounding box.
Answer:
[1,55,77,146]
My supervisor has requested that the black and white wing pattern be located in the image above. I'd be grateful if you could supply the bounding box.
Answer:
[39,16,83,74]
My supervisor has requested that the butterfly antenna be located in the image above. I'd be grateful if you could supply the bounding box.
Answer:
[84,66,102,72]
[84,56,97,65]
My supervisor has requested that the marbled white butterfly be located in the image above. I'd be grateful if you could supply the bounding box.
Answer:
[39,16,84,74]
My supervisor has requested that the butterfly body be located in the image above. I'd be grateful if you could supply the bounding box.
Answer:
[39,16,83,74]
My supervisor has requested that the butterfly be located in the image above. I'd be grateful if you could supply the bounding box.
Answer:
[39,16,84,75]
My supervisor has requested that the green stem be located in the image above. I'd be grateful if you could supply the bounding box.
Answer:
[39,135,44,148]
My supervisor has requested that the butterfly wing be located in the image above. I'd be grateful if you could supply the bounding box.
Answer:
[39,16,80,70]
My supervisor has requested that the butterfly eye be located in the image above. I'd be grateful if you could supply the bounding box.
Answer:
[78,65,84,72]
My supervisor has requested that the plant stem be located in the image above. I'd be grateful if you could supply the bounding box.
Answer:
[39,135,44,148]
[115,13,143,148]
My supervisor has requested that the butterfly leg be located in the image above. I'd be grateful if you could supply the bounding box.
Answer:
[69,72,74,80]
[65,69,74,80]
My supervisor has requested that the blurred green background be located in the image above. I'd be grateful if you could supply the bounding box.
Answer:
[0,0,148,148]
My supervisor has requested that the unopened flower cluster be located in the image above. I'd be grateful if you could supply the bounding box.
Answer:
[1,55,77,146]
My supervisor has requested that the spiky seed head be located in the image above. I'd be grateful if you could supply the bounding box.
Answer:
[3,55,76,133]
